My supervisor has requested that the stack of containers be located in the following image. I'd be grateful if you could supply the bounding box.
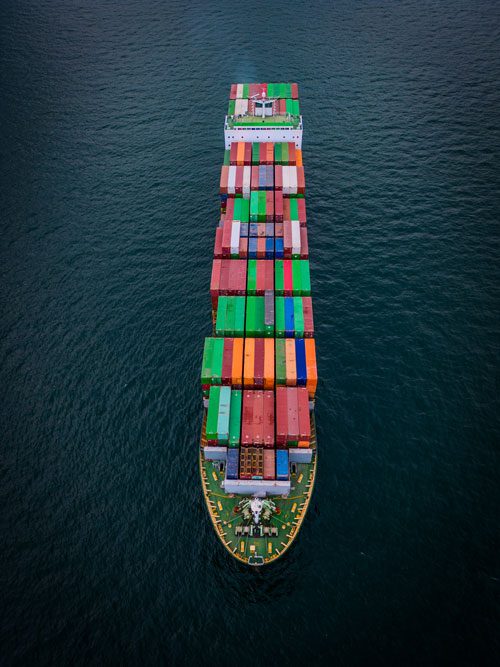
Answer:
[241,390,275,447]
[274,338,317,398]
[206,386,243,447]
[276,386,311,448]
[205,84,317,486]
[201,337,244,395]
[243,338,274,389]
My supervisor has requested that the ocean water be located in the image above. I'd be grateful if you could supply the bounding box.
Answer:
[1,0,499,664]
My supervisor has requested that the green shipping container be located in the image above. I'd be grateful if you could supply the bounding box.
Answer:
[278,83,287,98]
[258,192,266,221]
[229,390,242,447]
[252,142,260,165]
[206,385,221,441]
[240,198,250,223]
[292,260,302,296]
[275,339,286,384]
[247,260,257,295]
[284,83,292,99]
[300,260,311,296]
[267,83,275,98]
[215,297,227,336]
[275,260,284,295]
[292,99,300,116]
[242,83,249,98]
[223,150,230,166]
[211,337,224,382]
[282,142,289,165]
[293,297,304,338]
[289,198,299,221]
[228,100,236,116]
[225,297,235,336]
[250,191,259,222]
[274,143,282,164]
[286,98,293,115]
[201,338,214,386]
[275,297,286,337]
[234,297,246,336]
[217,386,231,444]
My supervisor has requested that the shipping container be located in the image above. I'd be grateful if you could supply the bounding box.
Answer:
[226,448,239,479]
[276,450,289,480]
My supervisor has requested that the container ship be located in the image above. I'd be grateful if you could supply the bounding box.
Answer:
[199,83,317,566]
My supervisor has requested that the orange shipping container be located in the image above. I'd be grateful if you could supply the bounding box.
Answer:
[295,149,303,167]
[304,338,317,398]
[236,142,245,166]
[243,338,255,387]
[263,338,275,389]
[232,338,244,387]
[285,339,297,386]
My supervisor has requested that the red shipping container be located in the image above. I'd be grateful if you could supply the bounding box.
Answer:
[220,166,229,195]
[248,83,257,98]
[275,190,283,222]
[253,391,263,445]
[214,227,223,258]
[239,236,248,258]
[254,338,265,388]
[297,387,311,441]
[230,142,238,165]
[300,227,309,259]
[258,83,267,97]
[275,222,283,237]
[276,386,287,447]
[235,166,243,195]
[275,165,283,191]
[222,338,234,385]
[283,220,292,258]
[287,387,299,443]
[291,83,299,99]
[256,237,266,259]
[230,84,237,100]
[297,166,305,194]
[288,142,296,166]
[241,390,254,446]
[259,143,266,165]
[298,198,306,226]
[279,98,287,115]
[263,390,274,447]
[265,191,274,221]
[257,223,266,238]
[251,166,259,190]
[263,449,275,479]
[226,197,235,221]
[244,142,252,166]
[219,260,230,294]
[302,297,314,337]
[283,259,293,295]
[283,198,291,222]
[210,259,221,298]
[221,219,232,257]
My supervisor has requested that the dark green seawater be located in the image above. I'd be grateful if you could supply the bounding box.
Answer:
[1,1,499,664]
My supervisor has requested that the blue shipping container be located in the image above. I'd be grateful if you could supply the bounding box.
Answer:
[265,237,274,259]
[276,450,289,480]
[284,297,295,336]
[249,223,258,237]
[240,222,249,238]
[248,237,258,258]
[295,338,307,386]
[275,238,284,259]
[226,448,239,480]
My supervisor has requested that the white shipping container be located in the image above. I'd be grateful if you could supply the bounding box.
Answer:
[228,166,237,195]
[236,83,244,99]
[235,98,248,115]
[242,166,251,199]
[230,221,241,254]
[289,166,298,195]
[291,220,301,254]
[282,166,290,196]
